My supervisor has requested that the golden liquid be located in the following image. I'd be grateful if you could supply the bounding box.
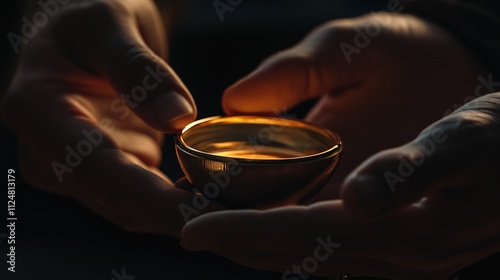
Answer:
[210,144,306,159]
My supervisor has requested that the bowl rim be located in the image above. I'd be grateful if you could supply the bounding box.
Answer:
[176,116,343,164]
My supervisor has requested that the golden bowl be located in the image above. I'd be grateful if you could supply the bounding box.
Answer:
[175,116,343,209]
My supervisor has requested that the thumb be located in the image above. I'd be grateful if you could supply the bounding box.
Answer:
[222,22,361,115]
[340,114,490,218]
[102,49,196,132]
[61,3,196,132]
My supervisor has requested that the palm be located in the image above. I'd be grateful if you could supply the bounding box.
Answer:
[2,0,215,236]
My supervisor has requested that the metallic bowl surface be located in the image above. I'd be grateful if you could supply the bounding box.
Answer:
[175,116,343,208]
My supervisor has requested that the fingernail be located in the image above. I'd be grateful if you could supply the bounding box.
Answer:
[155,91,195,127]
[348,174,391,215]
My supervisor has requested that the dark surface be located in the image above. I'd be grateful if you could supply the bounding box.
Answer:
[1,1,497,279]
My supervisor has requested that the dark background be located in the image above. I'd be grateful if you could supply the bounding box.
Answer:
[1,0,497,279]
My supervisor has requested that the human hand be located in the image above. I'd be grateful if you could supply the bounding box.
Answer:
[180,12,500,279]
[2,0,224,237]
[221,12,490,200]
[181,92,500,279]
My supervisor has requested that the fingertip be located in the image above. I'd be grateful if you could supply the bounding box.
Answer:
[222,50,317,115]
[101,44,197,132]
[154,91,196,132]
[180,221,198,251]
[221,84,240,115]
[163,112,197,132]
[180,214,214,251]
[222,74,266,115]
[179,203,233,250]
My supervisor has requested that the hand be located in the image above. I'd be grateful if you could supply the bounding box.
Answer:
[2,0,224,237]
[221,12,490,200]
[180,12,500,279]
[181,92,500,279]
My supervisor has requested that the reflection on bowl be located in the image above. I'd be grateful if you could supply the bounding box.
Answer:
[175,116,343,209]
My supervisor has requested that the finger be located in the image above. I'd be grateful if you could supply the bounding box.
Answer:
[181,197,440,253]
[181,201,374,256]
[14,94,222,236]
[54,2,196,132]
[340,111,499,218]
[222,21,365,115]
[180,197,456,279]
[181,203,441,279]
[181,206,323,254]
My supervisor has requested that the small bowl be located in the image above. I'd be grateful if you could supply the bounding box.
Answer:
[175,116,343,209]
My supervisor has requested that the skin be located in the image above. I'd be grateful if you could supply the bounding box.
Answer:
[2,0,224,237]
[4,2,500,278]
[180,13,500,279]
